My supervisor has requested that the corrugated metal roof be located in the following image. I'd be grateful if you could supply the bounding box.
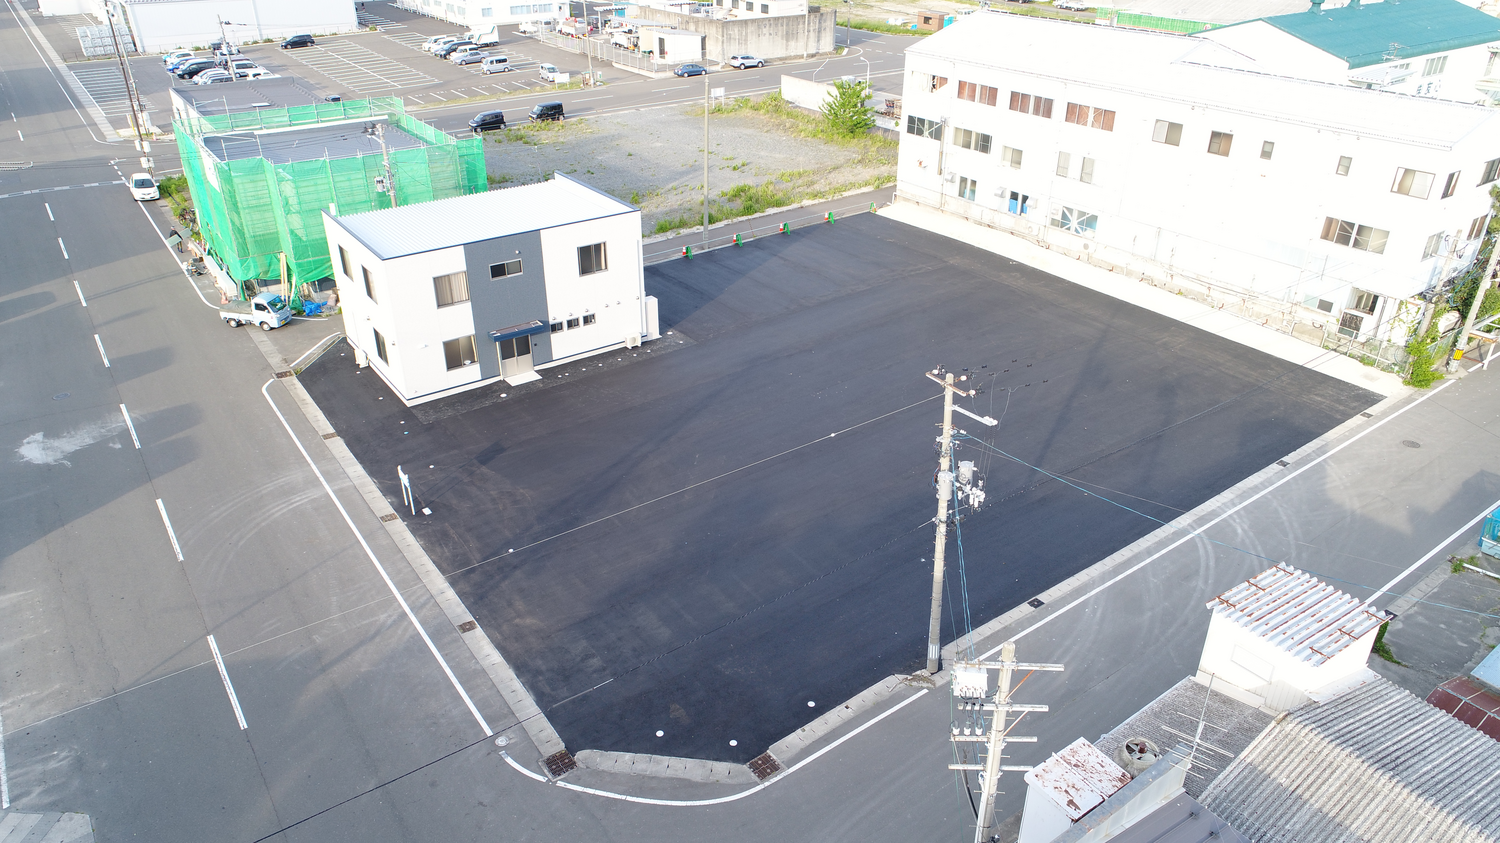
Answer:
[905,12,1500,149]
[1206,564,1387,666]
[1023,737,1134,821]
[1114,0,1348,26]
[1254,0,1500,69]
[1201,676,1500,842]
[330,173,636,259]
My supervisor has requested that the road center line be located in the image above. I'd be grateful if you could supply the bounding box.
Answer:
[156,498,184,561]
[260,379,493,736]
[58,237,67,259]
[73,279,86,306]
[207,635,249,730]
[572,94,611,101]
[988,377,1459,656]
[45,202,52,220]
[120,403,140,448]
[94,333,110,367]
[0,692,9,809]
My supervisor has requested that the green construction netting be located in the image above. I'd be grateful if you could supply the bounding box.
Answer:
[175,98,486,288]
[1113,12,1217,33]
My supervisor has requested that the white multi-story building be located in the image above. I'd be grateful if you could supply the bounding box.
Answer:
[40,0,358,53]
[323,174,656,404]
[390,0,565,34]
[897,12,1500,343]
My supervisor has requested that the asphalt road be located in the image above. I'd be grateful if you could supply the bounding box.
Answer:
[301,211,1379,763]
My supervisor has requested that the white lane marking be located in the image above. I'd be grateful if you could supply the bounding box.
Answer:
[290,333,342,370]
[119,403,140,448]
[73,279,86,306]
[500,751,548,782]
[0,692,9,808]
[573,94,611,102]
[656,84,688,92]
[156,498,184,561]
[207,634,249,730]
[45,202,53,220]
[990,378,1459,656]
[16,130,21,140]
[260,379,494,736]
[93,333,109,367]
[1374,496,1500,600]
[545,689,930,806]
[131,194,215,308]
[58,237,67,259]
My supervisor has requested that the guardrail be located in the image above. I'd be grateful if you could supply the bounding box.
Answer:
[642,199,880,265]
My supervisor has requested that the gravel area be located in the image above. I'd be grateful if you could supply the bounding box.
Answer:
[481,99,895,233]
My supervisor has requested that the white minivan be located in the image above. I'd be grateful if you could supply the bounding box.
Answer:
[539,63,561,82]
[481,55,511,74]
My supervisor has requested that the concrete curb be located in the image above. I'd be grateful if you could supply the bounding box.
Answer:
[574,750,758,785]
[246,330,567,761]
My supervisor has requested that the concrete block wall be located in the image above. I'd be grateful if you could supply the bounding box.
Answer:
[633,5,835,63]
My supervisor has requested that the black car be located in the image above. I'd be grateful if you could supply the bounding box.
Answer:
[528,102,564,122]
[469,110,506,133]
[281,34,315,49]
[674,63,708,77]
[175,59,219,79]
[435,40,475,58]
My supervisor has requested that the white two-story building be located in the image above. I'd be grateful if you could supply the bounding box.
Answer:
[897,12,1500,343]
[324,173,656,404]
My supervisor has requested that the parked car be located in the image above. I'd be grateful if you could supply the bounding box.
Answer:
[528,101,564,122]
[175,59,218,79]
[436,40,475,58]
[1053,0,1089,9]
[469,110,506,132]
[220,292,291,331]
[127,172,158,201]
[517,21,540,34]
[165,54,199,73]
[423,34,462,52]
[674,63,708,77]
[453,49,488,65]
[481,55,511,73]
[727,54,763,69]
[538,62,562,81]
[280,34,315,49]
[195,69,235,85]
[162,49,194,66]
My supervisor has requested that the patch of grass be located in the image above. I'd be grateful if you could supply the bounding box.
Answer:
[844,18,926,35]
[1452,553,1479,573]
[1404,302,1448,388]
[1372,622,1402,665]
[486,173,513,187]
[710,92,897,165]
[650,169,894,235]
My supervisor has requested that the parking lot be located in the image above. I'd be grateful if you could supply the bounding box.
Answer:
[301,214,1381,763]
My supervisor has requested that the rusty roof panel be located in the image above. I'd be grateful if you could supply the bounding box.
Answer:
[1205,564,1387,666]
[1023,738,1133,821]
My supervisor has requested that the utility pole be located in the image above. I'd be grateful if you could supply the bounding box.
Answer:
[950,642,1064,843]
[925,370,957,674]
[1451,215,1498,372]
[105,3,146,154]
[702,74,709,238]
[368,122,397,209]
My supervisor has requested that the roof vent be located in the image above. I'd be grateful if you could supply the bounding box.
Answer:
[1115,737,1160,778]
[1309,0,1323,10]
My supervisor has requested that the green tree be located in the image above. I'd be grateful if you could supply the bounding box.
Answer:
[821,79,875,138]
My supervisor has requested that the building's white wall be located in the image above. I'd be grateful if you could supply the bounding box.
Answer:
[1199,21,1351,83]
[538,211,646,361]
[896,53,1498,343]
[1197,613,1379,712]
[122,0,357,52]
[392,0,564,32]
[1017,783,1073,843]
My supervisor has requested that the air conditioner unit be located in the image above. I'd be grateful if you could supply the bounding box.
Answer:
[943,171,957,183]
[624,334,641,349]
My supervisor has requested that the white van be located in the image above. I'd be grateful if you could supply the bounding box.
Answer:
[539,63,561,82]
[481,55,511,74]
[518,21,540,34]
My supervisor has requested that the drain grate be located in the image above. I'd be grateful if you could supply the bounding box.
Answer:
[379,513,400,522]
[1276,460,1289,467]
[457,620,477,633]
[1027,598,1045,608]
[543,750,577,778]
[1360,412,1374,418]
[748,752,782,781]
[274,370,294,379]
[322,432,339,440]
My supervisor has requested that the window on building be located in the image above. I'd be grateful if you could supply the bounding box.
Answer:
[1050,205,1098,235]
[1422,232,1444,260]
[1469,214,1489,240]
[1007,191,1029,215]
[761,3,768,11]
[550,321,564,333]
[958,176,977,201]
[1320,217,1389,254]
[953,127,991,153]
[1261,141,1275,160]
[1001,146,1023,169]
[490,259,523,278]
[566,316,581,329]
[338,245,352,278]
[481,6,492,15]
[443,335,478,370]
[433,271,470,307]
[1442,171,1460,198]
[1151,120,1182,146]
[958,80,976,101]
[929,74,948,92]
[578,242,608,275]
[582,313,596,325]
[1055,151,1070,177]
[1483,158,1500,185]
[906,115,942,139]
[1391,168,1434,198]
[1348,289,1379,314]
[1336,156,1353,176]
[372,328,388,363]
[1338,311,1365,338]
[1008,91,1051,117]
[1065,102,1114,131]
[1207,131,1232,156]
[1079,157,1095,184]
[1423,55,1448,76]
[363,266,376,302]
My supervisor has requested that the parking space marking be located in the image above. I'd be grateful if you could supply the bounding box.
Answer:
[67,64,134,118]
[385,32,432,51]
[285,40,438,92]
[356,9,405,28]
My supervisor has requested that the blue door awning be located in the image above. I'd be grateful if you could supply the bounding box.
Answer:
[490,320,547,342]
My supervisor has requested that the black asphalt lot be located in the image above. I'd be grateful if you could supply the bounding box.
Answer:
[300,213,1380,762]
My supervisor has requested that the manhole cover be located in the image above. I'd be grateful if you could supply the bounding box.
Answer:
[1402,440,1422,449]
[52,392,69,400]
[748,752,782,781]
[543,750,577,778]
[1027,598,1045,608]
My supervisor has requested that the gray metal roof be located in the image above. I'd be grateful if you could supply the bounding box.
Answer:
[1206,564,1387,666]
[171,76,325,115]
[330,174,637,259]
[1024,738,1134,821]
[201,119,428,164]
[1201,676,1500,843]
[1101,793,1252,843]
[1111,0,1347,26]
